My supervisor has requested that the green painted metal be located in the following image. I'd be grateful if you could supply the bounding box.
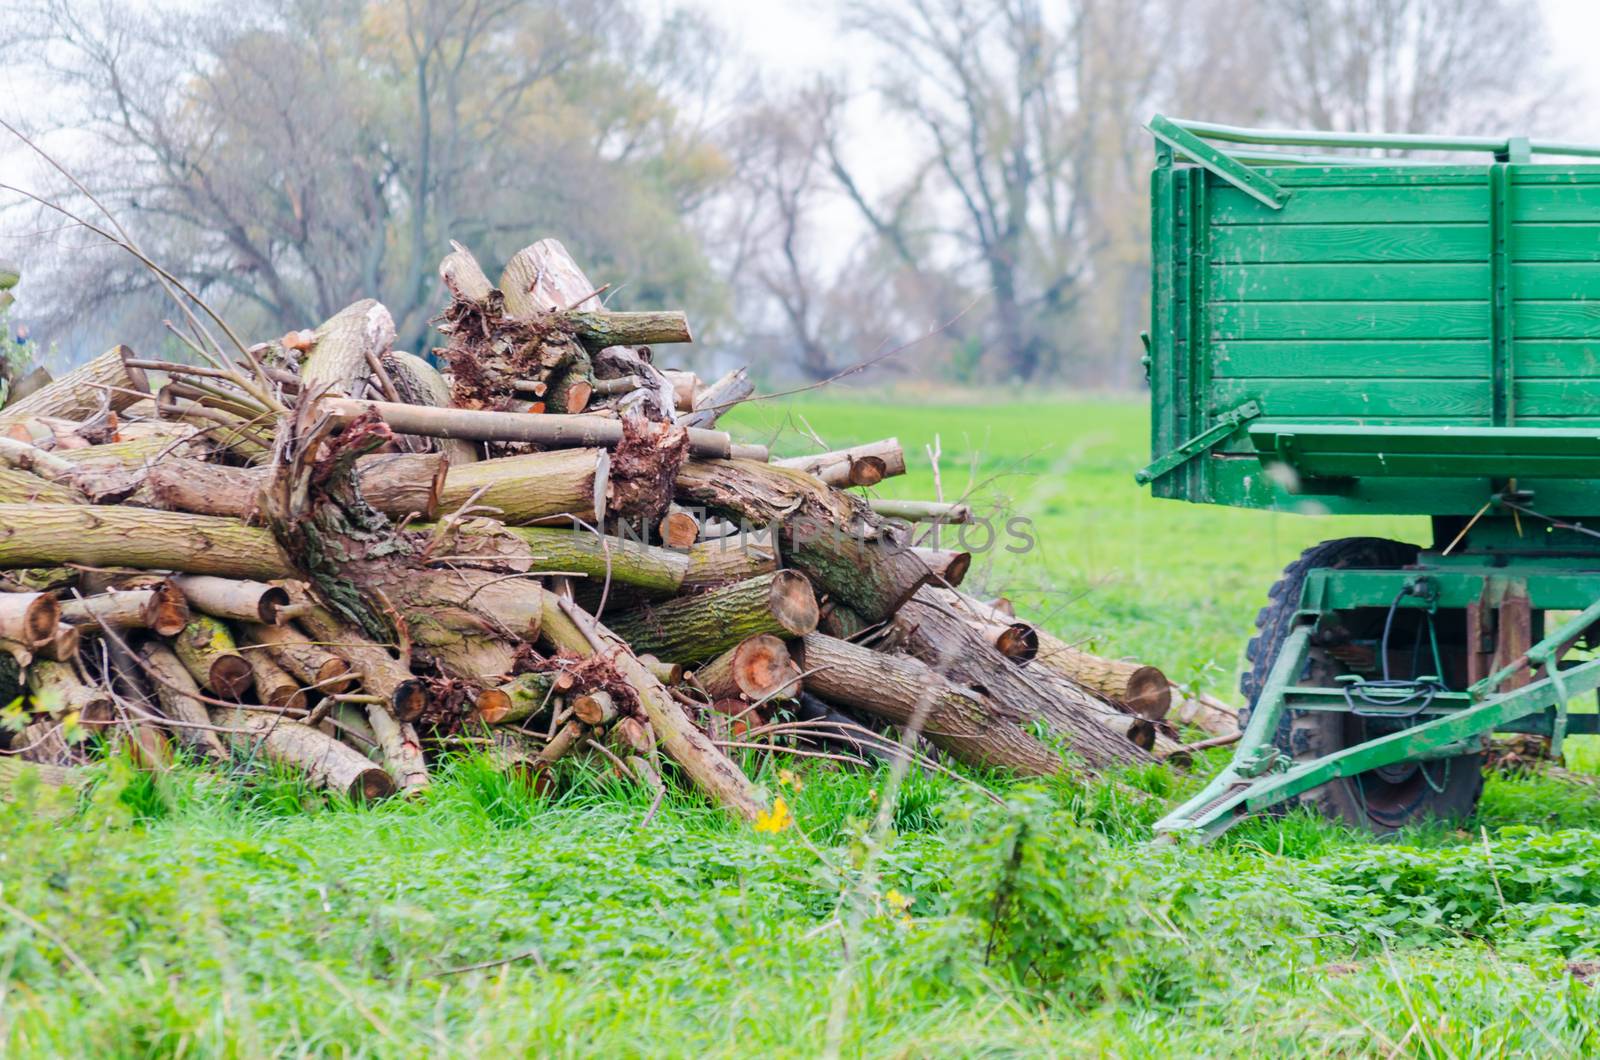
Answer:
[1134,401,1259,484]
[1146,116,1290,210]
[1144,115,1600,516]
[1155,593,1600,840]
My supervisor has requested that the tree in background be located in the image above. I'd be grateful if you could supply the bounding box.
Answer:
[6,0,727,357]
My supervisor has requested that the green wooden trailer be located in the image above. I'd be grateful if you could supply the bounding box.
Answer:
[1140,116,1600,840]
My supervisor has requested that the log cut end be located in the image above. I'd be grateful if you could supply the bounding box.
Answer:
[1122,666,1174,722]
[769,570,821,637]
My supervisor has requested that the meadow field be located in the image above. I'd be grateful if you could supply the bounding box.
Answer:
[2,395,1599,1057]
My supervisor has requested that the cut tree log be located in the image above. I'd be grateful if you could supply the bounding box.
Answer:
[0,346,150,429]
[571,689,618,726]
[475,670,573,725]
[320,398,765,461]
[290,605,430,725]
[540,589,767,821]
[682,532,780,591]
[679,368,753,430]
[505,526,688,594]
[299,299,395,401]
[240,622,356,696]
[384,350,480,467]
[439,448,607,525]
[603,571,819,664]
[27,660,113,728]
[0,504,293,580]
[870,499,974,524]
[213,708,396,801]
[568,311,692,350]
[139,642,229,760]
[658,505,700,549]
[147,452,446,523]
[774,438,906,487]
[798,634,1062,774]
[890,589,1155,766]
[692,635,801,703]
[244,649,307,712]
[60,585,189,637]
[1170,690,1239,737]
[172,613,255,700]
[932,590,1173,722]
[0,467,81,505]
[0,592,60,648]
[173,576,291,626]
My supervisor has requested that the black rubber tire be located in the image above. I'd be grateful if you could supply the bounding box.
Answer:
[1241,537,1484,833]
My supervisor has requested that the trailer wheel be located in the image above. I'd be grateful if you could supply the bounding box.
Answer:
[1241,537,1484,833]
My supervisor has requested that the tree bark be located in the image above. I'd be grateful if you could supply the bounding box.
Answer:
[568,310,692,349]
[798,634,1063,774]
[604,571,819,664]
[60,586,189,637]
[1171,690,1239,737]
[139,641,229,760]
[243,649,306,712]
[0,346,150,429]
[173,576,291,626]
[869,499,974,524]
[147,452,446,523]
[213,707,396,801]
[0,504,292,579]
[240,622,356,696]
[321,398,763,460]
[172,613,255,700]
[890,589,1154,766]
[0,467,81,505]
[679,368,753,430]
[539,590,767,821]
[774,438,906,487]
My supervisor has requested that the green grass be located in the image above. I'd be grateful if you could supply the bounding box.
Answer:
[3,395,1599,1057]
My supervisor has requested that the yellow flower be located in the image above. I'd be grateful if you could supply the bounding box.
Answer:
[777,768,804,792]
[755,796,793,834]
[885,889,912,913]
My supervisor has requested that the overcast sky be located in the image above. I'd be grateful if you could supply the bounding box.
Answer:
[697,0,1600,139]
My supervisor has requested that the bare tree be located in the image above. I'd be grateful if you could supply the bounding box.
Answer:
[1262,0,1558,135]
[5,0,725,358]
[831,0,1090,382]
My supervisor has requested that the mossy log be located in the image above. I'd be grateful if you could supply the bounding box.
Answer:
[0,504,292,579]
[603,571,819,664]
[567,310,692,350]
[682,532,780,591]
[505,526,688,593]
[441,448,608,524]
[475,670,573,725]
[172,613,255,700]
[0,467,81,505]
[0,346,150,429]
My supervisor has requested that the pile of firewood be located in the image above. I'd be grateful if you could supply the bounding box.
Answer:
[0,238,1233,816]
